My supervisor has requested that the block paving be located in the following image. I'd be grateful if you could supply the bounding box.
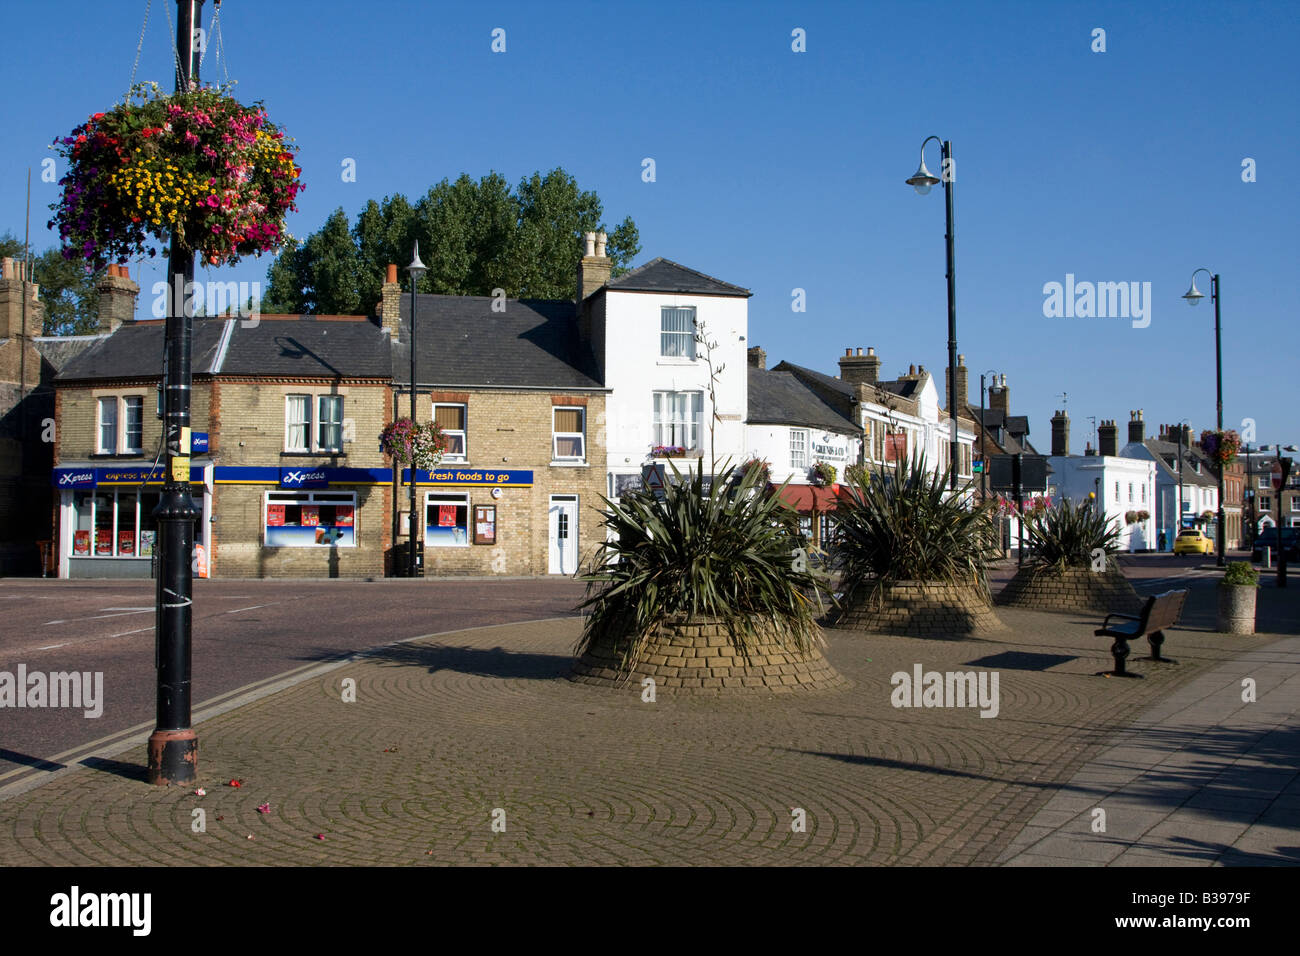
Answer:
[0,581,1292,866]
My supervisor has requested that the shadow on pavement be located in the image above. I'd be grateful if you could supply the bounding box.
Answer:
[357,642,573,680]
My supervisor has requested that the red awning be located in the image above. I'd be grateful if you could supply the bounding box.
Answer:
[777,483,850,513]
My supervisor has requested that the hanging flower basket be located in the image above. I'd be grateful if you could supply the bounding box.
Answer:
[1199,429,1241,466]
[810,461,837,486]
[380,419,447,472]
[48,82,303,267]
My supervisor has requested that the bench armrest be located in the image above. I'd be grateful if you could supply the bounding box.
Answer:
[1100,612,1139,628]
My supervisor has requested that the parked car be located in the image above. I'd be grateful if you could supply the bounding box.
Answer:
[1173,528,1215,555]
[1250,527,1300,562]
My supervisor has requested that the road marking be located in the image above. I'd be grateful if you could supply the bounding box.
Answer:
[100,606,153,611]
[226,603,277,613]
[36,643,67,651]
[108,625,155,638]
[44,609,155,625]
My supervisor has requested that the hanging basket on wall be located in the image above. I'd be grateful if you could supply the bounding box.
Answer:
[48,82,303,267]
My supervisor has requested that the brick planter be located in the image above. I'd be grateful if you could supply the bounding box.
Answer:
[570,618,847,694]
[836,581,1006,637]
[995,564,1142,615]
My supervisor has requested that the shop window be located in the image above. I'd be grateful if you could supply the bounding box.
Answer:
[70,488,162,557]
[265,491,356,547]
[553,407,586,462]
[425,492,469,547]
[434,404,467,461]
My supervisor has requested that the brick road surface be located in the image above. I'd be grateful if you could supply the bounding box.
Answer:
[0,577,1294,865]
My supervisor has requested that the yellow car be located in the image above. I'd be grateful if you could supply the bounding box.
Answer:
[1173,529,1215,555]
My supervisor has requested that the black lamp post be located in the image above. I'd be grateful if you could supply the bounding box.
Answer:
[978,369,999,501]
[906,135,959,492]
[407,242,427,578]
[148,0,204,786]
[1182,269,1226,566]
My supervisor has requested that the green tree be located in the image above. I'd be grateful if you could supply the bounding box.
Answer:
[0,231,105,335]
[261,168,640,313]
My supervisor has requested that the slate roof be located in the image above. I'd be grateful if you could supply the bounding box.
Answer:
[395,295,602,389]
[774,361,852,398]
[34,335,103,375]
[54,321,226,381]
[222,317,390,378]
[604,257,751,297]
[1132,439,1218,487]
[748,367,859,433]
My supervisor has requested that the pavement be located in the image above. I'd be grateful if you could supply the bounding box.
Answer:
[0,571,1295,866]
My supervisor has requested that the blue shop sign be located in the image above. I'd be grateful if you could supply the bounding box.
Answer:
[52,465,203,488]
[191,432,210,454]
[406,467,534,487]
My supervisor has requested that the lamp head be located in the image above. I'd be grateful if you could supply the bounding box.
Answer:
[1182,278,1205,306]
[407,241,428,280]
[906,159,940,195]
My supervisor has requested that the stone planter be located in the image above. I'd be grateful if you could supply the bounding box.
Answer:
[996,563,1143,615]
[570,617,847,694]
[836,580,1006,637]
[1216,583,1257,634]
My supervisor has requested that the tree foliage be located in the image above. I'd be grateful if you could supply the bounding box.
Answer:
[261,168,640,314]
[0,230,105,335]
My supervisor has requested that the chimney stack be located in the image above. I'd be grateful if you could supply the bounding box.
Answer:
[1128,409,1145,444]
[0,257,44,339]
[1051,409,1070,456]
[1084,441,1096,456]
[945,353,968,412]
[577,230,611,305]
[989,373,1009,415]
[1098,419,1118,457]
[838,346,881,386]
[747,345,766,370]
[378,263,401,339]
[95,264,139,333]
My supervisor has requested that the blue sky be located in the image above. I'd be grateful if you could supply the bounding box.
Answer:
[3,0,1297,449]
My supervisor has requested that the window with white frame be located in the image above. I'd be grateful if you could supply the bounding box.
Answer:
[1128,482,1134,502]
[660,306,696,359]
[96,394,145,455]
[317,395,343,452]
[790,428,809,470]
[265,490,356,547]
[552,407,586,462]
[286,393,346,454]
[70,488,164,557]
[1291,497,1300,512]
[652,391,702,451]
[434,404,467,460]
[285,395,311,452]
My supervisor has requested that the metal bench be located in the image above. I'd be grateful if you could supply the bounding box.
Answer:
[1094,589,1187,678]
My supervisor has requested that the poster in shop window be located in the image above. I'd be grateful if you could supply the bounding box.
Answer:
[95,530,113,555]
[300,505,320,527]
[473,505,496,545]
[335,506,354,527]
[139,531,156,557]
[438,505,456,527]
[118,530,136,556]
[74,530,91,556]
[266,504,286,526]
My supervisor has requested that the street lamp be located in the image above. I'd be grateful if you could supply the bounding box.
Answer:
[906,135,959,491]
[407,241,427,578]
[979,369,998,502]
[1182,268,1226,566]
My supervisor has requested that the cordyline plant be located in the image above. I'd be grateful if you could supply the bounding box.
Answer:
[832,453,998,605]
[575,461,833,673]
[380,418,447,471]
[1022,498,1120,572]
[48,82,302,267]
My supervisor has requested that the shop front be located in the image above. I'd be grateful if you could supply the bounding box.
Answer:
[53,463,212,579]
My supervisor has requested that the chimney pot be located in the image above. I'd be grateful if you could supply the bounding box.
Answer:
[845,348,853,356]
[595,231,607,257]
[386,264,398,284]
[584,232,596,258]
